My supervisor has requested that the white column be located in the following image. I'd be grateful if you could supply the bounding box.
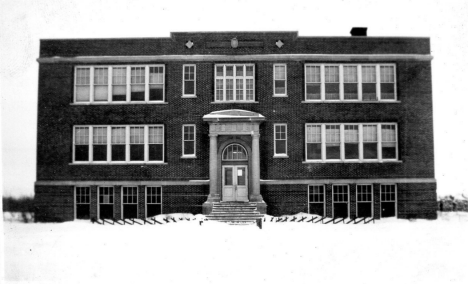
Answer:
[208,134,219,201]
[250,133,262,202]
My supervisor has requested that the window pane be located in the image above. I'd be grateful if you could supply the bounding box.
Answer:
[326,125,340,159]
[111,145,125,161]
[274,66,286,80]
[275,80,286,94]
[184,80,195,95]
[307,143,321,160]
[276,140,286,154]
[380,83,395,100]
[216,66,223,77]
[306,66,320,83]
[344,125,359,159]
[93,145,107,161]
[75,145,89,161]
[236,79,244,100]
[76,86,90,102]
[225,168,233,185]
[226,66,233,76]
[236,65,243,76]
[246,66,254,76]
[131,84,145,101]
[130,127,144,144]
[226,79,233,101]
[75,127,89,145]
[149,144,163,161]
[149,127,163,144]
[150,85,164,101]
[130,144,144,161]
[112,127,126,144]
[149,67,163,84]
[184,141,195,155]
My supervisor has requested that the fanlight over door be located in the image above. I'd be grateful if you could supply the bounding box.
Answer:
[222,144,248,161]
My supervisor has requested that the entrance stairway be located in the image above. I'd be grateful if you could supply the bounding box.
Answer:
[206,202,264,225]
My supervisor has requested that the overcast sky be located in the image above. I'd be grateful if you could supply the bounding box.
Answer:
[1,0,467,198]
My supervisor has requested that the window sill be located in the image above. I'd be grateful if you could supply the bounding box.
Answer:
[181,95,197,98]
[69,162,168,165]
[273,95,288,98]
[302,160,402,164]
[301,100,401,104]
[180,156,197,159]
[273,155,289,158]
[71,102,168,105]
[211,101,258,104]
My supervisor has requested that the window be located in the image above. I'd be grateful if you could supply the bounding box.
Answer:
[74,127,89,161]
[74,125,164,164]
[75,68,91,102]
[308,185,325,216]
[122,186,138,219]
[305,66,321,100]
[183,65,196,96]
[325,125,340,160]
[381,185,396,202]
[98,186,114,219]
[222,144,248,161]
[214,64,255,102]
[74,65,165,103]
[146,186,162,217]
[93,127,107,161]
[325,66,339,100]
[344,125,359,160]
[305,125,321,160]
[149,126,164,162]
[274,124,287,156]
[111,127,126,161]
[305,123,398,162]
[357,185,373,218]
[382,124,397,159]
[130,127,144,161]
[182,125,196,157]
[274,64,287,96]
[304,64,396,102]
[75,187,90,219]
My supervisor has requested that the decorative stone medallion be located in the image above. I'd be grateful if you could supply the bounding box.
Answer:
[185,40,194,49]
[276,40,284,48]
[231,37,238,48]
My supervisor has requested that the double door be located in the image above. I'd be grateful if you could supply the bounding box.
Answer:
[222,165,248,201]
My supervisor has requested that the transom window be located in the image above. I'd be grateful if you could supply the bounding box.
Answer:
[215,64,255,102]
[333,185,348,202]
[122,187,138,204]
[76,187,90,204]
[305,64,396,101]
[357,185,373,202]
[381,185,396,201]
[305,123,398,162]
[74,65,165,103]
[73,125,164,163]
[222,144,248,161]
[309,185,324,203]
[147,187,162,204]
[99,187,114,204]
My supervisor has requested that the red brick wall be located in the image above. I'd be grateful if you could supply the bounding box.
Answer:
[35,186,74,222]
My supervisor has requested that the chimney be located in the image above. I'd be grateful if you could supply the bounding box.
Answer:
[350,27,367,36]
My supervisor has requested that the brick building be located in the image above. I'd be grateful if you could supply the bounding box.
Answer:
[34,29,437,222]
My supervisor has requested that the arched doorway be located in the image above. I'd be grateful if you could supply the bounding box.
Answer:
[221,144,248,201]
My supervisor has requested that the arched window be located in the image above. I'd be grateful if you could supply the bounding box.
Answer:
[222,144,248,161]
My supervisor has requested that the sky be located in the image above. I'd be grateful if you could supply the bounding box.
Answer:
[1,0,468,197]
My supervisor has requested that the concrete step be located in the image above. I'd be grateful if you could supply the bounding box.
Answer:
[208,214,262,218]
[207,216,262,221]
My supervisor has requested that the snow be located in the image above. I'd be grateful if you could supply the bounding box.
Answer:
[3,212,468,284]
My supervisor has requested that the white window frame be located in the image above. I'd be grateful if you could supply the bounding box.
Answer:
[380,184,398,218]
[273,123,288,157]
[182,124,196,158]
[273,64,287,97]
[145,186,162,218]
[182,64,196,97]
[304,123,398,163]
[74,186,90,220]
[304,63,396,102]
[73,65,166,104]
[308,185,325,215]
[72,125,165,164]
[356,184,374,218]
[214,64,255,102]
[332,184,350,219]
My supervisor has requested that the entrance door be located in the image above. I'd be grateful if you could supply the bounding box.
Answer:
[222,166,248,201]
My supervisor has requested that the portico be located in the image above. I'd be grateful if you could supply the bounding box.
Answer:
[202,109,267,214]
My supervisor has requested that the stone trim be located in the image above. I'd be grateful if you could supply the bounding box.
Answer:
[260,178,436,185]
[35,180,210,186]
[37,54,433,64]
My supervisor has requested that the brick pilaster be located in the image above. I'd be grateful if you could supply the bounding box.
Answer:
[138,185,146,219]
[325,184,333,218]
[349,184,357,219]
[373,183,381,220]
[90,185,98,219]
[114,185,122,219]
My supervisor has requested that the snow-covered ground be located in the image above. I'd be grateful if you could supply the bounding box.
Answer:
[3,212,468,284]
